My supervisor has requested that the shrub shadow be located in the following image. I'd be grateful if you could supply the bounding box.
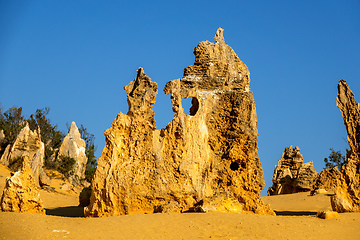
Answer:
[45,206,84,218]
[274,210,317,216]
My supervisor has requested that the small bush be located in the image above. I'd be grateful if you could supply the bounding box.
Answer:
[324,148,346,170]
[43,148,60,171]
[57,155,76,177]
[85,167,96,182]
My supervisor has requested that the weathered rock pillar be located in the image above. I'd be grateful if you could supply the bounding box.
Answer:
[85,28,273,217]
[331,80,360,212]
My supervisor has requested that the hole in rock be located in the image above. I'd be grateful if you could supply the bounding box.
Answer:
[182,97,199,116]
[230,162,240,171]
[153,93,174,130]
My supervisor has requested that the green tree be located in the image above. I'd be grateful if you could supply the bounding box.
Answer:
[324,148,346,169]
[0,106,26,150]
[27,107,65,164]
[57,155,76,177]
[0,104,97,181]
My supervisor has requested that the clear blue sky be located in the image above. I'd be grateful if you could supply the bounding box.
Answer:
[1,1,359,195]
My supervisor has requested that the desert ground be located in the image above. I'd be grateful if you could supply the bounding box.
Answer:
[0,164,359,240]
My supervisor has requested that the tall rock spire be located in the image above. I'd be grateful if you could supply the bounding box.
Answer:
[57,121,87,186]
[331,80,360,212]
[85,29,273,217]
[214,27,225,44]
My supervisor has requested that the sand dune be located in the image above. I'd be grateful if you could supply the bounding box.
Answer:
[0,164,359,240]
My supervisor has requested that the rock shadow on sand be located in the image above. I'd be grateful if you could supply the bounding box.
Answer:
[45,206,84,218]
[274,210,317,216]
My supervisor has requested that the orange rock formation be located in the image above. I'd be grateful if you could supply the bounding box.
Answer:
[331,80,360,212]
[1,155,45,214]
[0,123,48,187]
[268,146,318,195]
[85,28,274,217]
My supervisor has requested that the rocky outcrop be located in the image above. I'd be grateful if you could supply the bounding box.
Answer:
[57,121,87,186]
[268,146,318,195]
[0,123,48,187]
[316,210,340,220]
[331,80,360,212]
[311,167,341,194]
[85,28,273,217]
[1,155,45,214]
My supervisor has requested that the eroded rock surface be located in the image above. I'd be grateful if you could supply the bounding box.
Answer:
[1,155,45,214]
[311,167,340,195]
[316,210,340,220]
[85,28,273,217]
[0,123,48,187]
[57,121,88,186]
[268,146,318,195]
[331,80,360,212]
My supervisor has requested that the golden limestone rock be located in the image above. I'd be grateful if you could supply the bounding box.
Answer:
[331,80,360,212]
[316,210,340,220]
[57,121,88,186]
[268,146,318,195]
[85,28,274,217]
[311,166,341,195]
[85,67,158,216]
[0,123,48,187]
[1,155,45,214]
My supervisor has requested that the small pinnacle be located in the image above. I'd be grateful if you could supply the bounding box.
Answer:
[137,67,144,74]
[68,121,81,138]
[214,27,225,44]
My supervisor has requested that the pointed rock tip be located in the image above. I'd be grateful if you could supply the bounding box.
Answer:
[69,121,81,137]
[214,27,225,44]
[339,79,347,85]
[135,67,152,82]
[137,67,144,76]
[70,121,77,131]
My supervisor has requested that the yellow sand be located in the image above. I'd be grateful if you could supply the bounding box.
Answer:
[0,164,359,240]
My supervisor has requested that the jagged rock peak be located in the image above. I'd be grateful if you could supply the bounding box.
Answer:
[336,80,360,159]
[85,29,273,217]
[57,121,87,186]
[1,155,45,214]
[124,67,158,118]
[183,28,250,91]
[68,121,81,138]
[311,167,341,194]
[331,80,360,212]
[0,122,46,187]
[214,27,225,44]
[268,146,318,195]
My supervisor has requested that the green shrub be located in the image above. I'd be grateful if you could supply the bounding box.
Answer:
[0,104,98,181]
[57,155,76,177]
[324,148,346,170]
[85,167,96,182]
